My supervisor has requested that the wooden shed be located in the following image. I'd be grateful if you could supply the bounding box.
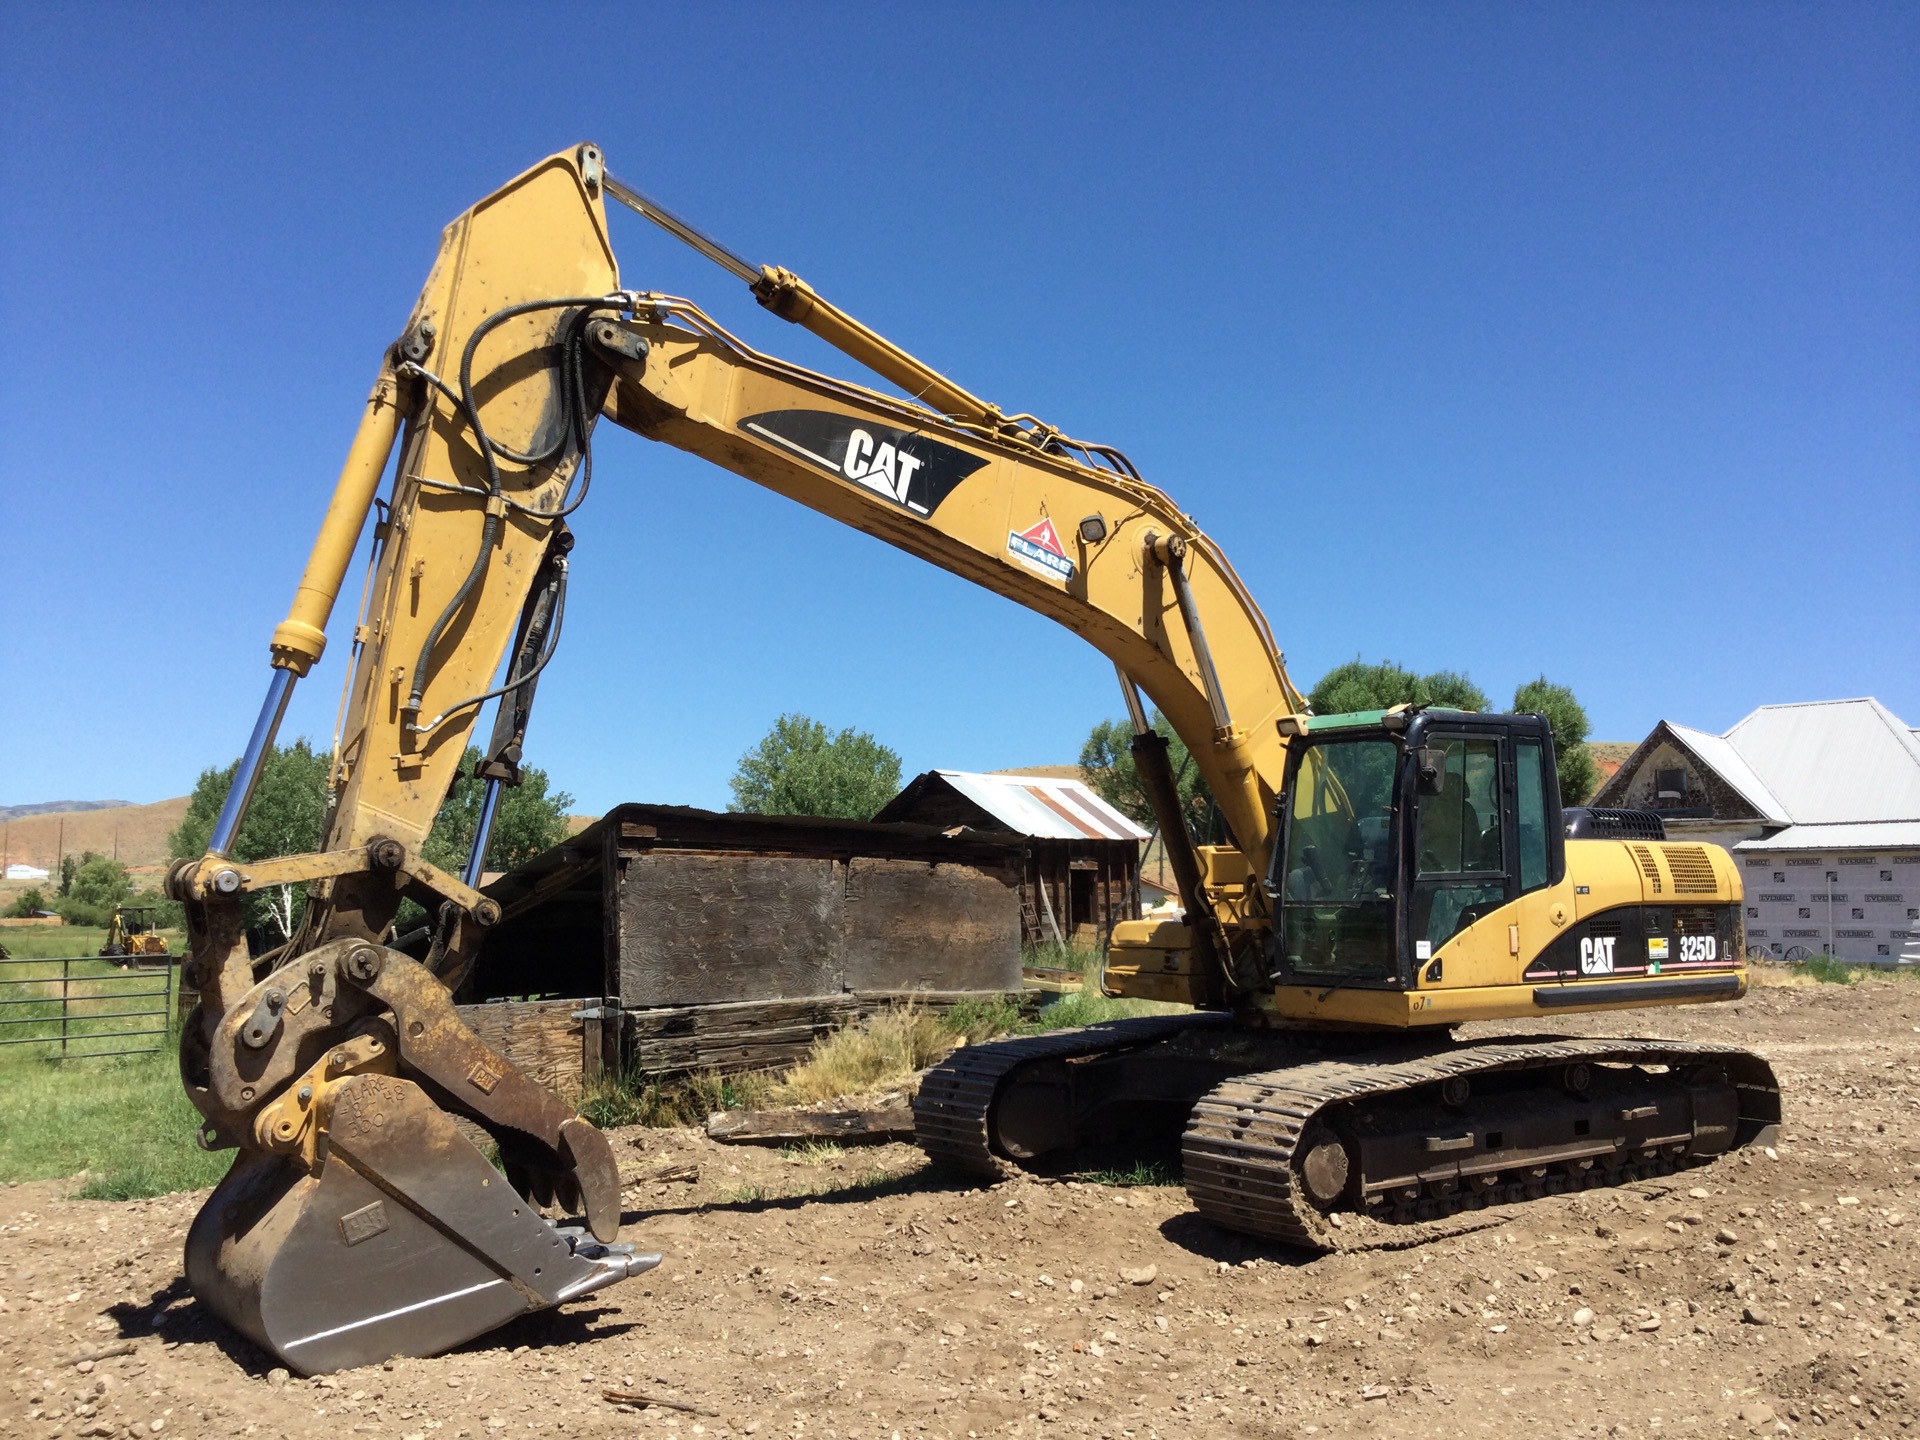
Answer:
[873,769,1149,951]
[463,804,1026,1085]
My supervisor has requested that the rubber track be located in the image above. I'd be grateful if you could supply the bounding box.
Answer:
[1182,1035,1780,1253]
[912,1013,1233,1177]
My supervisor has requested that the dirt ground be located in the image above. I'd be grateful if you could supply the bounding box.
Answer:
[5,979,1920,1440]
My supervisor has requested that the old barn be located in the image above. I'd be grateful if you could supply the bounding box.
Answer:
[873,769,1149,951]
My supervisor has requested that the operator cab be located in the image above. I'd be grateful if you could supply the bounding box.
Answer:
[1266,709,1566,989]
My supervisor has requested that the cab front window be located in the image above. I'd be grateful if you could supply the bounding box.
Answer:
[1277,739,1397,982]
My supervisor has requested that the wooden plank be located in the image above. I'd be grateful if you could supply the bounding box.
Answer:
[624,993,859,1075]
[617,990,1027,1079]
[457,997,585,1101]
[627,995,859,1037]
[841,857,1022,993]
[706,1106,915,1146]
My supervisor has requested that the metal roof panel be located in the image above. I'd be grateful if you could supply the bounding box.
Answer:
[932,770,1150,841]
[1733,821,1920,852]
[1666,723,1791,824]
[1723,699,1920,824]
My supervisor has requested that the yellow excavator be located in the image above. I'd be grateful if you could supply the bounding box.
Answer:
[169,144,1779,1374]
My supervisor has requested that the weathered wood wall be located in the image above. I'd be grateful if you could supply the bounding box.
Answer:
[451,988,1026,1098]
[458,998,588,1101]
[468,805,1031,1087]
[615,853,1023,1007]
[623,989,1017,1077]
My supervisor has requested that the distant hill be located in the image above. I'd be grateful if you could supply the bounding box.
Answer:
[0,800,135,823]
[0,797,191,878]
[1589,741,1635,786]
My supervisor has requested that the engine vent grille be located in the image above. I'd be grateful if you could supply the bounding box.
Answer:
[1671,906,1721,935]
[1628,843,1663,895]
[1662,845,1720,894]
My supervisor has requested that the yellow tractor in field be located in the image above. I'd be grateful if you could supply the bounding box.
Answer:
[100,905,169,964]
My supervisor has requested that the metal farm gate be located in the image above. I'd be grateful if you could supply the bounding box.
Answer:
[0,953,177,1059]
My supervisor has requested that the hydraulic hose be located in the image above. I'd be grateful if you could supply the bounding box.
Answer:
[406,296,621,717]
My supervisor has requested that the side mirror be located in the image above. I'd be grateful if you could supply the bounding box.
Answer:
[1415,747,1447,796]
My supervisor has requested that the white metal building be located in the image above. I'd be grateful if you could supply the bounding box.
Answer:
[1592,699,1920,964]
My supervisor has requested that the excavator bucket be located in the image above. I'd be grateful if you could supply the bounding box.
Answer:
[186,1072,657,1375]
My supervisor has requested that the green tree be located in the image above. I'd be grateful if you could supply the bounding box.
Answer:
[130,886,184,931]
[1512,676,1600,805]
[421,755,575,876]
[1078,713,1211,836]
[727,714,902,819]
[1308,659,1491,716]
[5,887,47,919]
[171,739,575,940]
[57,854,131,927]
[57,854,79,897]
[172,739,333,941]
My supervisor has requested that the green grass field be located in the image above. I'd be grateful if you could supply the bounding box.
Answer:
[0,922,213,1198]
[0,922,185,960]
[0,1047,228,1198]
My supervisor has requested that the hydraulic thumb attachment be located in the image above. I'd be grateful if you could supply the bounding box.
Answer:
[176,885,655,1373]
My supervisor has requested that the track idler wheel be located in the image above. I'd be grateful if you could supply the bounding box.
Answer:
[185,1074,657,1375]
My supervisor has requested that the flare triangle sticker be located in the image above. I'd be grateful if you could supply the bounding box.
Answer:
[1006,517,1075,582]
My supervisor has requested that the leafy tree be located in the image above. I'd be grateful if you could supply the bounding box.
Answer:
[172,739,332,941]
[1513,676,1600,805]
[727,714,902,819]
[57,854,131,927]
[130,886,185,931]
[57,854,79,897]
[1309,659,1491,716]
[1307,661,1600,804]
[421,755,575,876]
[5,887,47,919]
[1078,713,1211,836]
[171,738,575,941]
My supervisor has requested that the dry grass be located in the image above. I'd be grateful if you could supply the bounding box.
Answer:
[0,797,190,880]
[783,1140,846,1164]
[578,1067,775,1129]
[774,1004,959,1104]
[578,979,1184,1127]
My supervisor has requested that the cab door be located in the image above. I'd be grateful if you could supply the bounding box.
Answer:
[1408,731,1513,968]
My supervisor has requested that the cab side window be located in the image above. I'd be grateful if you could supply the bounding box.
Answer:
[1515,738,1550,892]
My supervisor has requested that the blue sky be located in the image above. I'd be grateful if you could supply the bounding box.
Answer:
[2,5,1914,814]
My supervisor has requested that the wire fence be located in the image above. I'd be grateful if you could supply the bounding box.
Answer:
[0,953,177,1059]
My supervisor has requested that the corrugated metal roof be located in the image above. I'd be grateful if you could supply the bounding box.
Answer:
[1666,723,1790,824]
[929,770,1150,841]
[1723,699,1920,824]
[1733,821,1920,852]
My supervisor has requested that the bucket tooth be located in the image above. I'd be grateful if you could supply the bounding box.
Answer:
[185,1073,652,1375]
